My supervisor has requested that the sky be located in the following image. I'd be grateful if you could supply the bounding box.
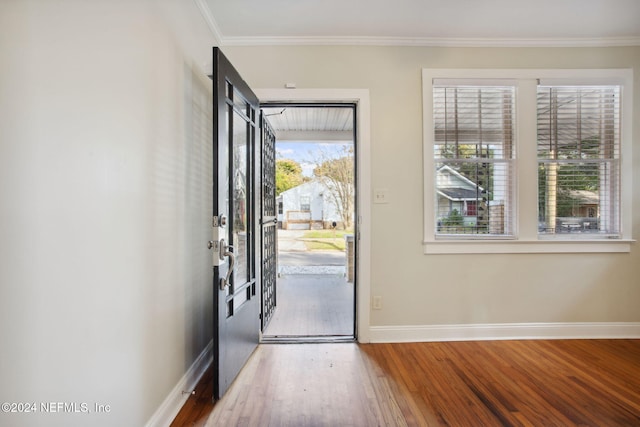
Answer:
[276,141,353,177]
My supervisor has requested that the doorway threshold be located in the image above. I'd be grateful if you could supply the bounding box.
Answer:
[261,335,355,344]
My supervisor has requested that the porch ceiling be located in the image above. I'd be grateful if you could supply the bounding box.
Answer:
[263,106,354,143]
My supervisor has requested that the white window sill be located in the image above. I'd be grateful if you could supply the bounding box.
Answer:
[423,239,635,254]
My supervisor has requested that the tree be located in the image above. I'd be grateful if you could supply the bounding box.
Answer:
[312,145,354,230]
[275,159,304,195]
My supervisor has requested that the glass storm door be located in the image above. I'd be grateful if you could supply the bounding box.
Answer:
[211,47,260,400]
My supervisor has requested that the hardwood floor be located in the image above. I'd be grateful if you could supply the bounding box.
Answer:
[171,340,640,426]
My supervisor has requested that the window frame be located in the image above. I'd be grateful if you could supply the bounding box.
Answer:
[422,68,634,254]
[432,81,517,239]
[299,195,311,212]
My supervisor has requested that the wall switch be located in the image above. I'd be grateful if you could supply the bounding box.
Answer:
[372,296,382,310]
[374,189,389,204]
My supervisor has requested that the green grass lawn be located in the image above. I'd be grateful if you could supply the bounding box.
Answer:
[301,229,353,251]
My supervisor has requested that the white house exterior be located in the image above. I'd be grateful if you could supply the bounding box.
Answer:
[436,165,513,234]
[277,179,344,229]
[436,165,485,227]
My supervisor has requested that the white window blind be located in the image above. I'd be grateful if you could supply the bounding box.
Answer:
[537,86,621,237]
[432,82,515,237]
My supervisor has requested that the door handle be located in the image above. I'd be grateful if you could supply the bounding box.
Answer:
[260,217,278,225]
[219,239,235,290]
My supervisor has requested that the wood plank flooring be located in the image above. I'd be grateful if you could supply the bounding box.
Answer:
[171,340,640,426]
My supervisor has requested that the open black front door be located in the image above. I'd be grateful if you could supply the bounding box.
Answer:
[211,47,260,399]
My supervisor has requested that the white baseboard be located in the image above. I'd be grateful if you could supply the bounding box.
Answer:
[145,340,213,427]
[369,322,640,343]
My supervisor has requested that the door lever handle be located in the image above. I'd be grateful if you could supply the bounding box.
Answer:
[220,243,235,290]
[259,217,278,225]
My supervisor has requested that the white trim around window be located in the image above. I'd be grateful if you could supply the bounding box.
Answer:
[422,69,634,254]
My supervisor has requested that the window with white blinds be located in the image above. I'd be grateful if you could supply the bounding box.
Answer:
[537,86,621,236]
[433,82,515,237]
[423,69,632,254]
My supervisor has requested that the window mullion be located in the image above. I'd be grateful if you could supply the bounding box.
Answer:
[517,79,539,240]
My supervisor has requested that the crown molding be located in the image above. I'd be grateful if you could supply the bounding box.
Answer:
[222,35,640,48]
[192,0,224,46]
[194,0,640,48]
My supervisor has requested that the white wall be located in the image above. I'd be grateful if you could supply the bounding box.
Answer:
[0,1,215,425]
[224,45,640,330]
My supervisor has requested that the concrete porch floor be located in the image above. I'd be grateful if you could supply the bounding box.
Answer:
[262,274,355,338]
[262,230,355,338]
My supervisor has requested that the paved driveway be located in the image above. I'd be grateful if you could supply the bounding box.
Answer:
[278,250,345,266]
[277,229,346,267]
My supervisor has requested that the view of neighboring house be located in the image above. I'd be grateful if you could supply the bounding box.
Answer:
[436,165,486,228]
[552,188,600,232]
[436,164,601,234]
[562,189,599,218]
[277,179,344,230]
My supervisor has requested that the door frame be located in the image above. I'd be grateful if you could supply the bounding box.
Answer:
[256,89,371,343]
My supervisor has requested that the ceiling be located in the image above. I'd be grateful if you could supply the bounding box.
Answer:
[262,106,354,142]
[200,0,640,47]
